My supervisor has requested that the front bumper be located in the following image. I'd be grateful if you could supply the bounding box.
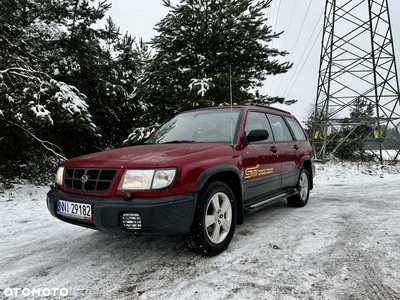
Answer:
[46,187,198,235]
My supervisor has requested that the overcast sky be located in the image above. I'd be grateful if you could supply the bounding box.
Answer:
[103,0,400,122]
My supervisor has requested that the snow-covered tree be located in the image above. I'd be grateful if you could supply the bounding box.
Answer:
[0,0,150,182]
[334,96,375,161]
[133,0,292,129]
[0,67,98,183]
[0,0,101,182]
[46,3,151,149]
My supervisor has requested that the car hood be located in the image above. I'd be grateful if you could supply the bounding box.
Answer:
[63,143,233,169]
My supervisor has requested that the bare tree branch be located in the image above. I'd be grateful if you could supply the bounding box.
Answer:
[4,119,67,161]
[0,67,48,79]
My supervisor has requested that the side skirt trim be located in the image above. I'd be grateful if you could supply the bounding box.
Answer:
[249,193,289,209]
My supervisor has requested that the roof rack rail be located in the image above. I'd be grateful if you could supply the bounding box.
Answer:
[245,103,291,115]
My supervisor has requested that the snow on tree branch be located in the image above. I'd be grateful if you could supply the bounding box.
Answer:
[188,78,213,97]
[0,67,96,131]
[30,104,52,123]
[123,124,159,145]
[51,79,90,115]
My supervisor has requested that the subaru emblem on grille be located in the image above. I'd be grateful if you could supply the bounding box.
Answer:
[80,175,89,183]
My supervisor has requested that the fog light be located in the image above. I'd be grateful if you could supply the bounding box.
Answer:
[121,213,142,230]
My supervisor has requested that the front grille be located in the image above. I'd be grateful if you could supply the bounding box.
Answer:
[64,168,117,192]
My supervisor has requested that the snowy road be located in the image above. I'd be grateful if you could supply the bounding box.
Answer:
[1,162,400,299]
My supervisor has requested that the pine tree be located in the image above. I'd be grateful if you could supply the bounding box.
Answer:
[134,0,292,128]
[0,0,104,182]
[46,2,150,149]
[334,96,375,161]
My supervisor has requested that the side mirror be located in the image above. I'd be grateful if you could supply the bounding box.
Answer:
[243,129,269,144]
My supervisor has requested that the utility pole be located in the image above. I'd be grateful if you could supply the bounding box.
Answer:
[314,0,400,163]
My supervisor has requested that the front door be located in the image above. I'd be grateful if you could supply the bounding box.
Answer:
[241,111,282,207]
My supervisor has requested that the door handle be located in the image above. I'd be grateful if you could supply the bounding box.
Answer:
[293,145,299,150]
[270,146,278,153]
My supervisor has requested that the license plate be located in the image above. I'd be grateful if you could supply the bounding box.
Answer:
[57,200,92,221]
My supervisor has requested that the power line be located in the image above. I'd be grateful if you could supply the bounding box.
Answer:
[263,0,282,96]
[275,0,313,96]
[283,10,324,98]
[282,0,298,50]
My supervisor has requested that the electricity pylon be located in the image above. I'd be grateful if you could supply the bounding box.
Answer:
[314,0,400,162]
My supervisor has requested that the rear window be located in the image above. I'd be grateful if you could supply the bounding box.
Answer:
[267,114,294,142]
[285,117,307,141]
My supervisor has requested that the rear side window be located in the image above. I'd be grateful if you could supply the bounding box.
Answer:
[285,117,307,141]
[267,114,294,142]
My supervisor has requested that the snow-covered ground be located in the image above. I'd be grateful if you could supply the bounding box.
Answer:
[1,161,400,299]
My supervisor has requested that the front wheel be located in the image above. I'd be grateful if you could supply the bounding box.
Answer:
[287,168,310,207]
[183,181,237,256]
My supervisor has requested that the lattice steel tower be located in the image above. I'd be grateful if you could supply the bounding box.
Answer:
[314,0,400,162]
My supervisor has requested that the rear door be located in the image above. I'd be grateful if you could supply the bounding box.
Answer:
[285,116,313,164]
[266,113,299,189]
[242,111,282,206]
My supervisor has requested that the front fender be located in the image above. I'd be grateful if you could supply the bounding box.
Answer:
[193,164,244,224]
[193,164,242,193]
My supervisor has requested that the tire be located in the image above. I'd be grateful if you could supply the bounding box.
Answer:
[287,168,310,207]
[183,181,237,256]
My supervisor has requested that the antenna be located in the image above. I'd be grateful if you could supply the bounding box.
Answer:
[230,65,234,147]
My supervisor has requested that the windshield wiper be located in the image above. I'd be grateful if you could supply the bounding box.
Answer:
[162,140,197,144]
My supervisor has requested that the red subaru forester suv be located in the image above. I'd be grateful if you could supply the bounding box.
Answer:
[47,104,315,256]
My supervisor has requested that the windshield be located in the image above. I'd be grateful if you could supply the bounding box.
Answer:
[146,108,241,144]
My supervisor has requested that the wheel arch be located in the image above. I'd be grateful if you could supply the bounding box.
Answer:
[194,165,244,225]
[300,156,314,190]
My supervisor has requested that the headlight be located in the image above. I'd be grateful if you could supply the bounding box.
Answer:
[118,168,176,191]
[55,166,64,186]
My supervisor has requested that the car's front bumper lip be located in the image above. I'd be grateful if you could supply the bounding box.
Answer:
[47,188,198,235]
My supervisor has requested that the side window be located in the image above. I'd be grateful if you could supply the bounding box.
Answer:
[267,114,294,142]
[285,117,307,141]
[244,111,273,142]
